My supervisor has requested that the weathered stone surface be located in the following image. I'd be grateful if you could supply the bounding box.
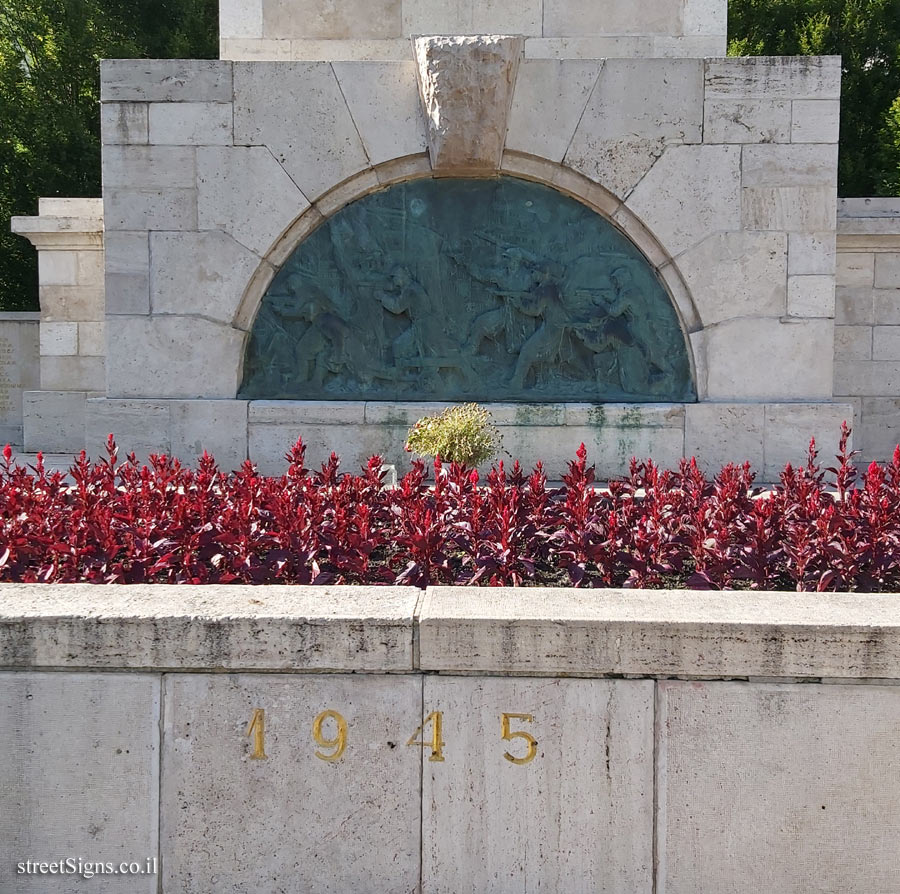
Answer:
[403,0,541,35]
[763,402,852,479]
[222,37,293,60]
[77,322,106,357]
[249,404,687,481]
[105,231,150,315]
[220,0,263,38]
[264,0,401,39]
[787,274,835,317]
[874,289,900,324]
[148,101,234,145]
[162,673,419,893]
[626,145,741,256]
[170,399,249,470]
[150,231,260,324]
[523,34,724,59]
[251,399,365,426]
[741,143,838,188]
[704,318,833,400]
[674,231,786,325]
[742,186,837,232]
[233,62,369,200]
[250,419,408,476]
[284,38,411,62]
[835,359,900,397]
[100,59,233,102]
[197,146,310,257]
[41,355,105,392]
[414,36,523,173]
[0,315,39,446]
[684,402,765,472]
[37,284,104,324]
[102,145,195,188]
[544,0,681,36]
[499,417,686,481]
[860,396,900,460]
[104,187,197,231]
[421,677,653,893]
[789,232,835,276]
[683,0,728,36]
[792,98,841,143]
[39,321,78,356]
[332,62,426,165]
[22,389,89,453]
[875,253,900,289]
[105,316,244,399]
[418,587,900,677]
[703,98,791,144]
[84,398,171,460]
[505,59,601,163]
[0,673,160,894]
[101,102,149,145]
[833,325,872,360]
[565,59,704,198]
[835,286,874,325]
[836,251,875,287]
[873,326,900,361]
[659,681,900,894]
[704,56,842,100]
[0,585,418,670]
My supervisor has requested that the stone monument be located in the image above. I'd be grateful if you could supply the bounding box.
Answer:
[12,0,887,480]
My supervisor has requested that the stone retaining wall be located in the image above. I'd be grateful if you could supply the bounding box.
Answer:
[3,585,900,892]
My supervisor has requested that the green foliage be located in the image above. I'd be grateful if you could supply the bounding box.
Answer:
[0,0,218,310]
[405,404,501,467]
[729,0,900,196]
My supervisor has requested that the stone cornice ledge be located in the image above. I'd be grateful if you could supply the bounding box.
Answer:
[420,587,900,679]
[0,585,418,672]
[2,585,899,679]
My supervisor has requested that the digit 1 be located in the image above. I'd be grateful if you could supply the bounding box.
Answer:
[407,711,445,762]
[245,708,267,760]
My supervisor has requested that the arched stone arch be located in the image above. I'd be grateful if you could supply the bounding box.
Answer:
[232,153,704,401]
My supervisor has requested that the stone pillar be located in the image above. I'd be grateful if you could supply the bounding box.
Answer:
[11,198,105,453]
[0,313,40,447]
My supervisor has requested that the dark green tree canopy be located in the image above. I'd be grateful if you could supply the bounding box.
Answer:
[729,0,900,195]
[0,0,217,310]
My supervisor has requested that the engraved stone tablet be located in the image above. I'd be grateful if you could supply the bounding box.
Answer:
[240,176,695,403]
[420,677,654,892]
[161,673,420,893]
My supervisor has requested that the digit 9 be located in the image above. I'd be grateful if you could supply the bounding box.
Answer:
[312,710,348,762]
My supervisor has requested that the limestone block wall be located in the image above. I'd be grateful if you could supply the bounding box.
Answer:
[834,199,900,461]
[10,199,106,452]
[3,585,900,893]
[85,53,850,477]
[219,0,728,62]
[0,313,39,446]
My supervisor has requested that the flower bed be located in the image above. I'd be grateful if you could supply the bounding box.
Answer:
[1,426,898,590]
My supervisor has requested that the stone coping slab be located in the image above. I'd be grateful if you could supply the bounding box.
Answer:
[0,584,418,672]
[3,585,900,679]
[420,586,900,679]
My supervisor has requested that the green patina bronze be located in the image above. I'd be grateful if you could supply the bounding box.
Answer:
[240,176,696,402]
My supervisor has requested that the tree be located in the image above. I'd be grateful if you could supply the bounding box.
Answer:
[729,0,900,196]
[0,0,216,310]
